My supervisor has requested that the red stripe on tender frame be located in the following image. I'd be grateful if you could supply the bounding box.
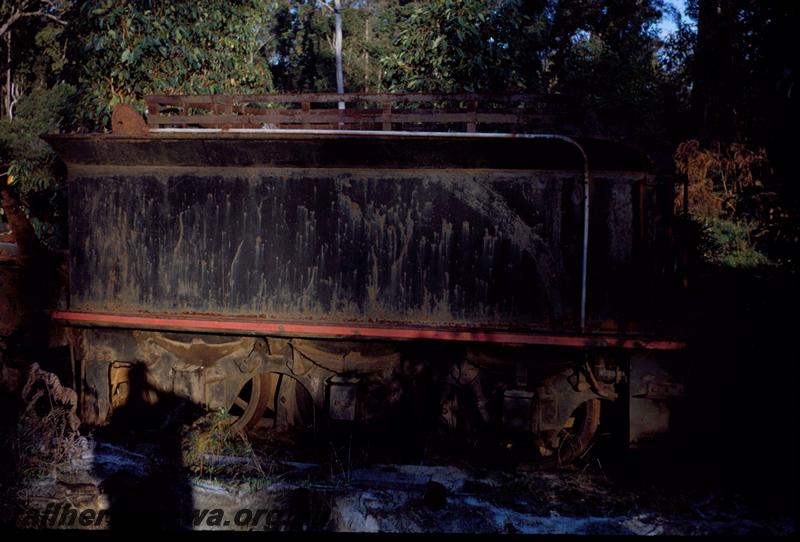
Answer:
[50,310,685,350]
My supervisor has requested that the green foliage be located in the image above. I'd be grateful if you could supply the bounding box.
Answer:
[4,12,70,94]
[267,0,337,92]
[379,0,676,139]
[381,0,546,93]
[0,84,74,248]
[544,0,673,137]
[695,217,772,270]
[690,0,791,143]
[67,0,273,130]
[182,408,258,479]
[263,0,403,93]
[674,139,779,270]
[659,17,695,113]
[340,0,407,92]
[0,85,74,164]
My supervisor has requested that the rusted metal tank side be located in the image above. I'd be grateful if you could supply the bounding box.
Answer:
[46,133,659,336]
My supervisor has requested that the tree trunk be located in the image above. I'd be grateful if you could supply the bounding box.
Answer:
[6,31,11,120]
[334,0,344,111]
[691,0,738,142]
[364,18,369,91]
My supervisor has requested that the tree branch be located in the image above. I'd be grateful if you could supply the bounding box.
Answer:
[0,12,23,38]
[34,12,67,25]
[0,1,68,38]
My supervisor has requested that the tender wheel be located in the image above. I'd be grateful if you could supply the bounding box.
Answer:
[234,372,315,433]
[539,398,602,466]
[270,373,314,430]
[227,374,272,432]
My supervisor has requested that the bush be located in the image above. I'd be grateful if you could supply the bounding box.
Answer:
[695,217,772,269]
[674,140,779,270]
[0,84,75,250]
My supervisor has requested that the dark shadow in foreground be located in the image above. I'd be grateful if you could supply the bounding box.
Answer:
[93,362,203,531]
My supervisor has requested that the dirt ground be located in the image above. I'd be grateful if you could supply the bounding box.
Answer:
[1,396,794,534]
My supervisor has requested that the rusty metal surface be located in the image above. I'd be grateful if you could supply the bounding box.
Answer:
[43,132,651,171]
[628,351,687,449]
[44,130,670,337]
[71,327,262,425]
[328,375,360,421]
[46,133,585,169]
[111,104,148,135]
[65,166,582,328]
[52,311,687,350]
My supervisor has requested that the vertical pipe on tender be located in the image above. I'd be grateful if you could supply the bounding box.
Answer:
[577,144,590,333]
[502,134,590,333]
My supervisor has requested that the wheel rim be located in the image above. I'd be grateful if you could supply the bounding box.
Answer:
[227,374,271,432]
[539,398,602,466]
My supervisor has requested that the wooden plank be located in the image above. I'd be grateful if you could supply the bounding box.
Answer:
[302,101,310,129]
[381,102,392,131]
[143,93,574,131]
[467,99,478,133]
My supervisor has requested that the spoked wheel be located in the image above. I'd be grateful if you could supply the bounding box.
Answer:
[242,372,315,433]
[227,374,272,433]
[538,398,602,467]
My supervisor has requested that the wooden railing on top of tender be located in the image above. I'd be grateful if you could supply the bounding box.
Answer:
[143,93,579,133]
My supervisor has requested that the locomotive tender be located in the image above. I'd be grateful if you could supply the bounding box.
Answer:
[45,94,685,464]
